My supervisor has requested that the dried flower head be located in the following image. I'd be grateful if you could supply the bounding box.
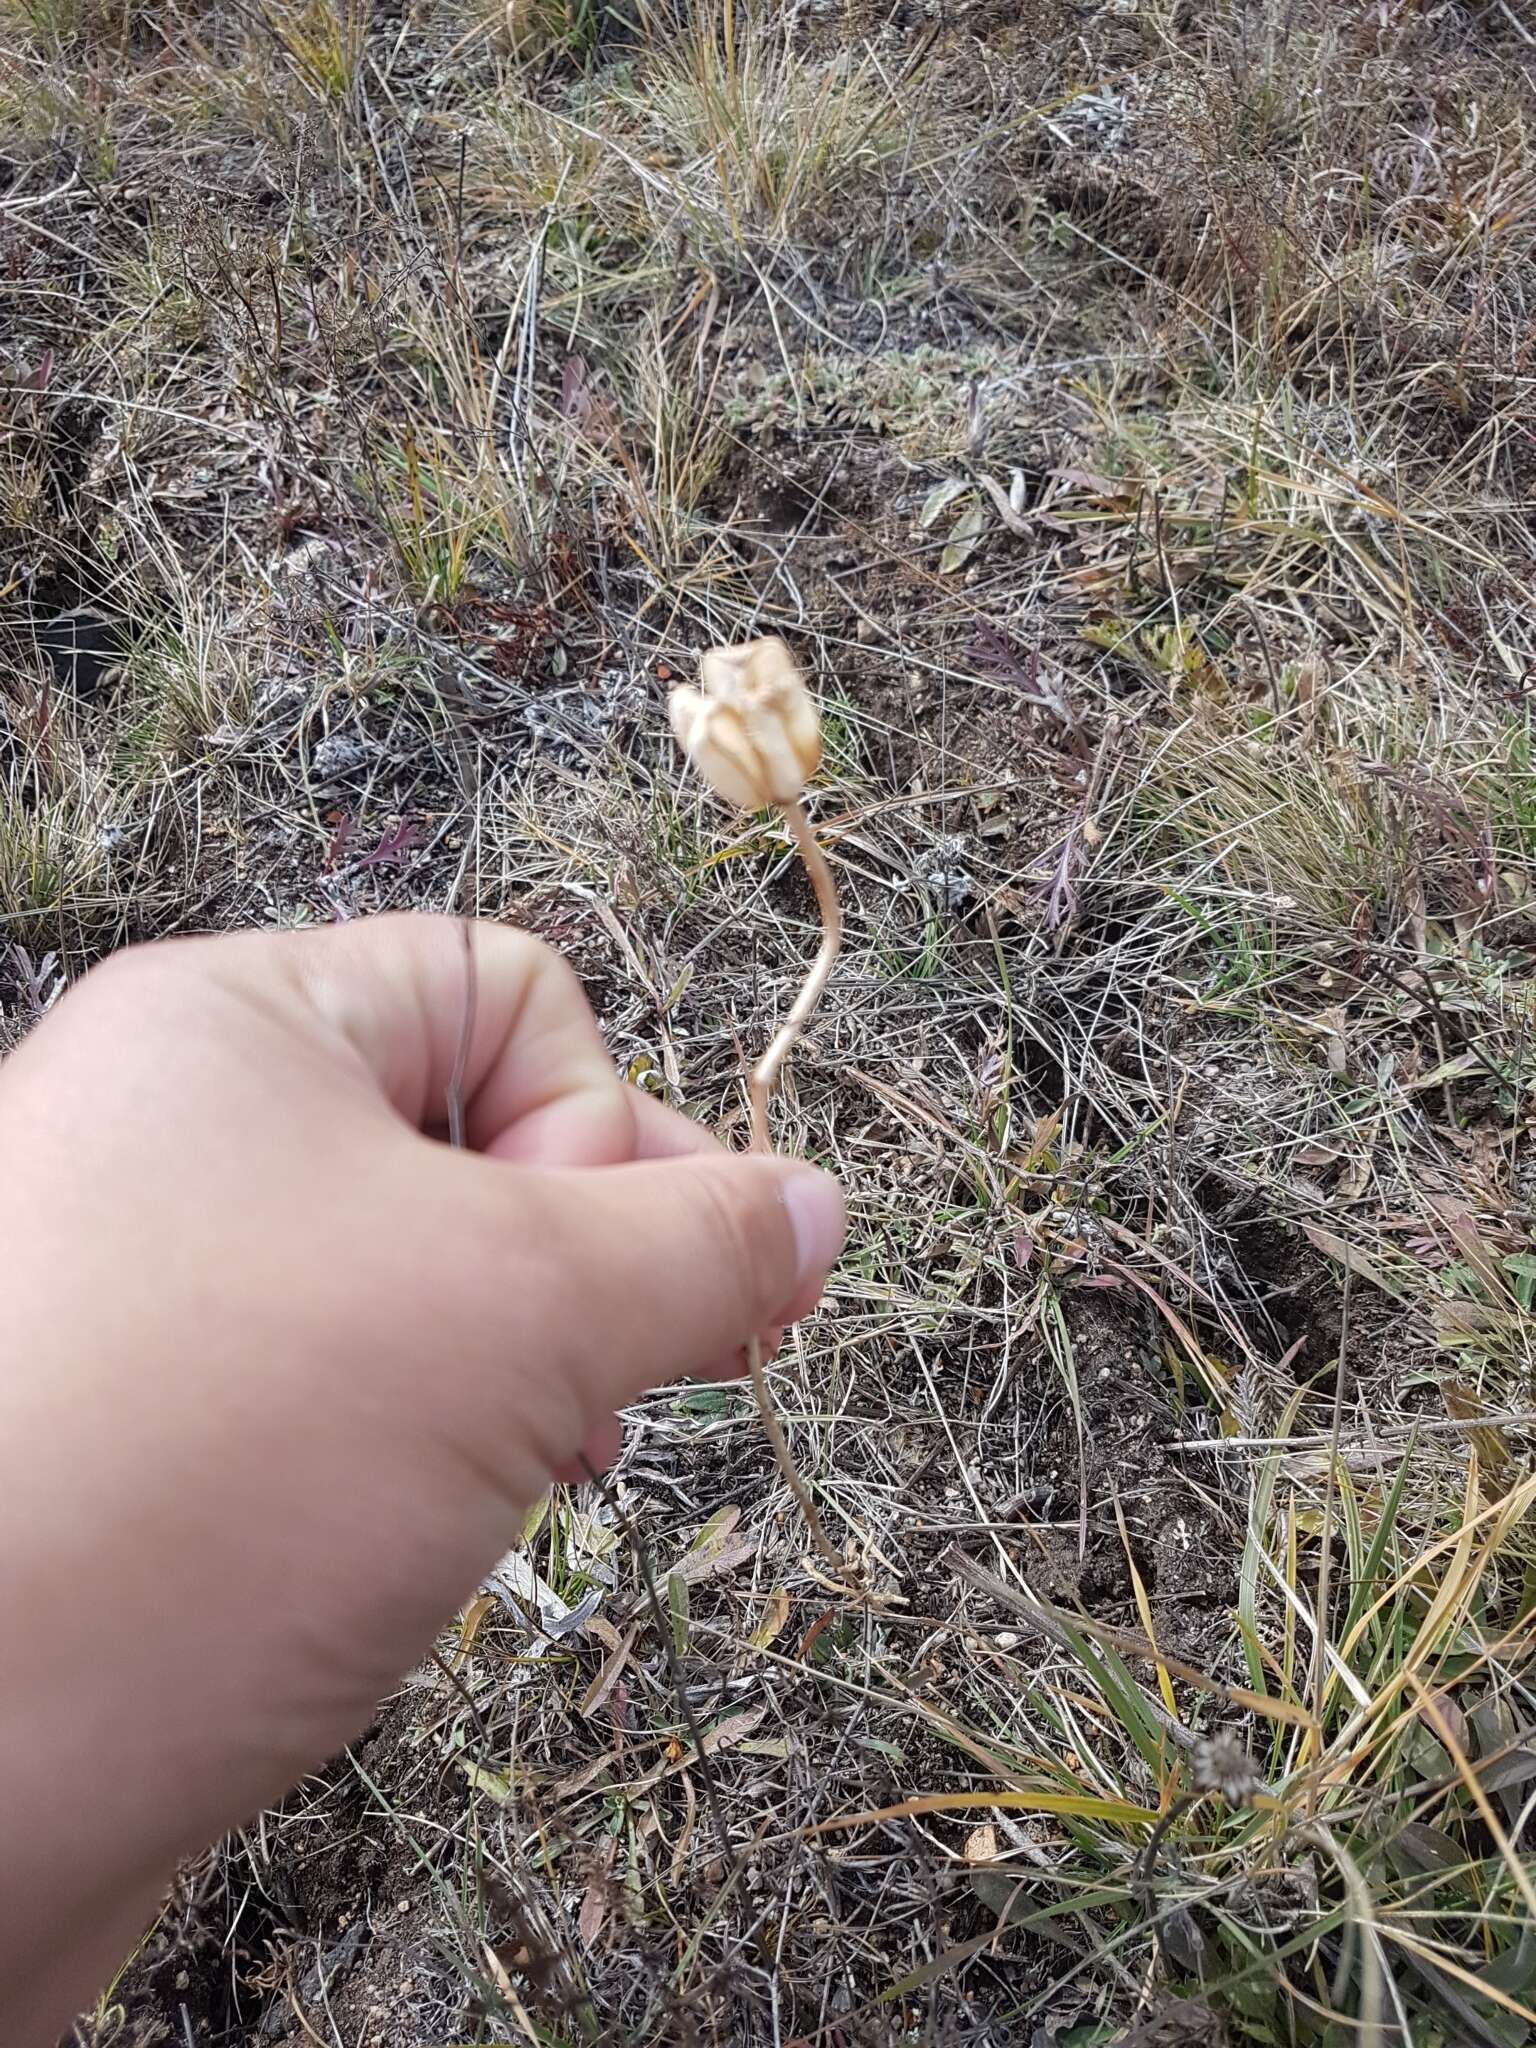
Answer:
[668,636,821,811]
[1191,1732,1262,1808]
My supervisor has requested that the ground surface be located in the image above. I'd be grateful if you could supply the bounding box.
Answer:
[5,0,1536,2042]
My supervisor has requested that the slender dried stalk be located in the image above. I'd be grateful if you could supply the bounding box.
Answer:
[744,798,844,1573]
[747,801,843,1151]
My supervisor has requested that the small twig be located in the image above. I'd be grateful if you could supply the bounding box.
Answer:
[280,1964,329,2048]
[427,1645,492,1747]
[1307,1266,1352,1811]
[1132,1790,1202,1942]
[1169,1414,1531,1452]
[1240,598,1284,716]
[0,167,80,210]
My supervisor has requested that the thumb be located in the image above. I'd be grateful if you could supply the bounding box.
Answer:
[539,1151,845,1407]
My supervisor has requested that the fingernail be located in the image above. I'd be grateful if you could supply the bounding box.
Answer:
[783,1171,845,1289]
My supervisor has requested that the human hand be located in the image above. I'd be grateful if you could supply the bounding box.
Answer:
[0,914,844,2040]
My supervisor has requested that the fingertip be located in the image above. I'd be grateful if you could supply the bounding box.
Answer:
[523,1148,846,1417]
[778,1166,846,1302]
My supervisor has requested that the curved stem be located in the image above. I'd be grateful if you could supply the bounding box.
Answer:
[743,798,844,1572]
[748,800,843,1154]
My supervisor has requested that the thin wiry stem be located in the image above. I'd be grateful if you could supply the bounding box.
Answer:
[748,799,844,1152]
[744,797,844,1574]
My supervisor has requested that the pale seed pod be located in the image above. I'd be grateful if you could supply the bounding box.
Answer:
[668,636,822,810]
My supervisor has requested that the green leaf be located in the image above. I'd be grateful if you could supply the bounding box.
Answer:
[689,1504,740,1553]
[1480,1923,1536,1998]
[667,1570,689,1658]
[457,1759,513,1803]
[1503,1253,1536,1309]
[675,1388,734,1415]
[1387,1821,1468,1877]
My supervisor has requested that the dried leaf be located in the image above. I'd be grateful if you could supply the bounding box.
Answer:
[482,1549,600,1643]
[356,818,421,868]
[559,353,593,423]
[578,1878,607,1947]
[797,1607,837,1661]
[689,1504,742,1553]
[940,499,988,575]
[1435,1296,1503,1339]
[700,1705,767,1756]
[669,1771,697,1884]
[1429,1204,1510,1297]
[919,477,970,528]
[656,1536,756,1593]
[750,1586,792,1650]
[577,1838,615,1947]
[1049,465,1125,497]
[977,471,1032,538]
[587,1614,622,1652]
[1300,1222,1405,1299]
[580,1623,640,1717]
[1444,1380,1515,1479]
[451,1593,497,1673]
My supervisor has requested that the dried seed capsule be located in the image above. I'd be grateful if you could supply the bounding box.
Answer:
[668,637,821,810]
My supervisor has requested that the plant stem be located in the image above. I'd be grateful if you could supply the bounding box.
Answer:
[744,797,844,1573]
[748,800,844,1152]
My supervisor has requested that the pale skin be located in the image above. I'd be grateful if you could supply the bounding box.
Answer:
[0,914,845,2043]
